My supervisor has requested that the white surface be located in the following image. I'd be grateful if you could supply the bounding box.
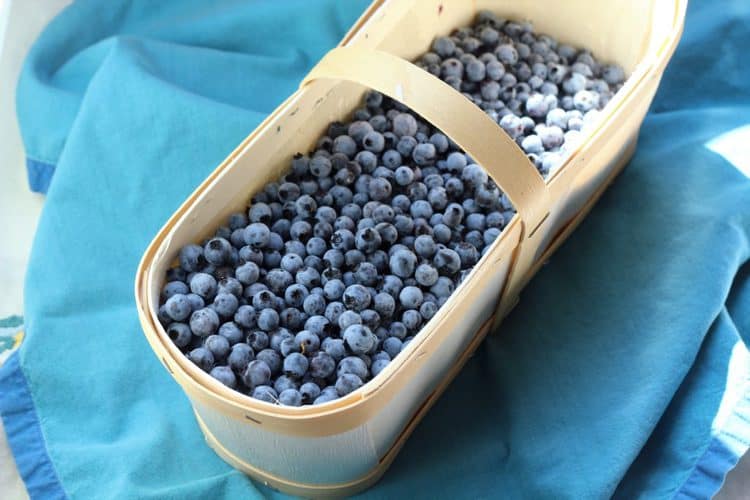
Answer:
[0,2,70,498]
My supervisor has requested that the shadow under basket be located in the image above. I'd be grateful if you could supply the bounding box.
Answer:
[135,0,687,497]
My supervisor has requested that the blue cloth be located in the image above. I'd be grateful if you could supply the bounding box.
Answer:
[3,0,750,498]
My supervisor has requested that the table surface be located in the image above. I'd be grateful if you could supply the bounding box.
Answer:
[0,1,746,498]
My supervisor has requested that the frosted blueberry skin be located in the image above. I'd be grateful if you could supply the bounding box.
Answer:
[160,10,623,405]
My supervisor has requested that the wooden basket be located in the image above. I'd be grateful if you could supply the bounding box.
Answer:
[135,0,687,497]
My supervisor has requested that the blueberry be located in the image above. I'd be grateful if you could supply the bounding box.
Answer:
[283,352,309,379]
[256,349,281,376]
[257,308,280,331]
[283,284,308,308]
[381,275,404,297]
[338,310,363,331]
[371,292,395,318]
[252,385,278,403]
[342,284,372,311]
[427,187,448,210]
[165,294,192,321]
[360,309,381,330]
[466,230,485,250]
[538,125,564,150]
[355,227,382,254]
[309,351,336,379]
[337,356,368,382]
[309,156,332,178]
[442,203,464,228]
[216,321,242,346]
[244,223,271,248]
[289,220,313,243]
[296,267,321,289]
[276,256,303,278]
[348,120,374,143]
[279,307,305,330]
[188,347,214,371]
[209,366,237,388]
[474,183,499,209]
[420,301,439,320]
[265,269,293,295]
[321,338,345,363]
[433,248,462,275]
[212,293,238,318]
[166,267,188,283]
[354,262,380,287]
[305,315,333,337]
[392,165,415,186]
[167,322,192,348]
[368,177,392,201]
[278,388,303,406]
[389,249,417,278]
[430,276,455,298]
[295,330,320,354]
[227,343,254,373]
[300,382,321,404]
[217,278,242,298]
[391,113,418,137]
[486,211,505,229]
[252,290,276,310]
[371,358,390,377]
[247,330,269,351]
[399,286,424,309]
[303,293,327,316]
[332,135,357,158]
[402,309,422,331]
[343,324,376,355]
[496,44,518,65]
[602,64,625,85]
[189,273,217,299]
[313,392,339,405]
[179,244,206,272]
[189,307,220,337]
[466,213,487,231]
[414,264,439,287]
[323,279,346,301]
[462,163,489,189]
[242,359,272,389]
[278,182,301,203]
[280,337,300,357]
[484,227,502,246]
[382,337,403,358]
[412,143,437,166]
[336,374,364,396]
[204,334,231,361]
[388,321,408,340]
[274,375,298,394]
[466,58,486,82]
[239,246,264,266]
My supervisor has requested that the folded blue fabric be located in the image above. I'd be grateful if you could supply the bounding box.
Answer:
[4,0,750,498]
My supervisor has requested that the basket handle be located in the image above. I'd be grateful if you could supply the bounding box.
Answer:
[301,46,551,233]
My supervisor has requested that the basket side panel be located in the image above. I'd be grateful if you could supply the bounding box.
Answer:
[366,253,515,457]
[193,398,379,484]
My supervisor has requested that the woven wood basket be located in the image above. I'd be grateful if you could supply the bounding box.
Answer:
[135,0,687,496]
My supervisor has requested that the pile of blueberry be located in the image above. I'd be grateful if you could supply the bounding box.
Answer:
[416,10,625,175]
[158,12,624,406]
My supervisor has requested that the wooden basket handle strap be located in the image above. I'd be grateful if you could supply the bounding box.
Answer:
[301,46,551,233]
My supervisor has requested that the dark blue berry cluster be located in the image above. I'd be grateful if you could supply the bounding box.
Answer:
[416,11,625,175]
[159,12,625,406]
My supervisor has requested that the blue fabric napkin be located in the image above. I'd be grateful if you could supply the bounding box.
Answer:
[3,0,750,498]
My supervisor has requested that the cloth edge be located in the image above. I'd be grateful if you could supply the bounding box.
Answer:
[25,157,55,194]
[0,352,67,500]
[674,361,750,499]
